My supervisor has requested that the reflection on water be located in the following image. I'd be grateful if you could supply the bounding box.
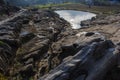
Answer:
[55,10,96,29]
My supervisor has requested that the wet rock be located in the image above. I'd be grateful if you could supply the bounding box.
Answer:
[81,20,91,26]
[85,32,95,36]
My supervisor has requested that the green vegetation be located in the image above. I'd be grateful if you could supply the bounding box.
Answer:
[0,73,8,80]
[41,3,120,14]
[29,1,120,15]
[93,0,120,6]
[33,2,72,9]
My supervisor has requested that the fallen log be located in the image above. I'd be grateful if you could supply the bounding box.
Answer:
[39,40,120,80]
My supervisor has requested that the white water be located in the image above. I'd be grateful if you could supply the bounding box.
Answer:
[55,10,96,29]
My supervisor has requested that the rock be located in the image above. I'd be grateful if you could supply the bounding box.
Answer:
[22,19,30,24]
[24,58,34,65]
[39,40,117,80]
[75,75,86,80]
[0,7,120,80]
[81,13,120,27]
[0,1,19,21]
[4,9,71,80]
[93,40,115,60]
[0,41,12,73]
[75,31,105,45]
[20,31,35,44]
[20,64,35,77]
[85,32,95,36]
[81,20,91,26]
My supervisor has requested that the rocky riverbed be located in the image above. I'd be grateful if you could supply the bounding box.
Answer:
[0,5,120,80]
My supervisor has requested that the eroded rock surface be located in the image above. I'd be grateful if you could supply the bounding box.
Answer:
[0,8,120,80]
[39,40,118,80]
[0,9,72,80]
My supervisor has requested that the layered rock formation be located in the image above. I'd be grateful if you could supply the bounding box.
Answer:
[0,9,72,80]
[0,8,120,80]
[39,40,120,80]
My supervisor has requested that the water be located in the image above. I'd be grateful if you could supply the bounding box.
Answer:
[55,10,96,29]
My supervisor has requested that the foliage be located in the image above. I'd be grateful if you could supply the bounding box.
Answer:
[33,2,72,9]
[0,73,8,80]
[4,0,120,6]
[93,0,120,5]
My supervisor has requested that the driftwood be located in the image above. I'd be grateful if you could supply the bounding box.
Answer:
[39,40,120,80]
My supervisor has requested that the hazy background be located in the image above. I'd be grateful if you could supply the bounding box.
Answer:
[4,0,120,6]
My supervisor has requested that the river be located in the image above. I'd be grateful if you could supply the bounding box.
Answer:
[55,10,96,29]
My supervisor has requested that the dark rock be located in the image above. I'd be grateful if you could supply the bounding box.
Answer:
[93,40,115,60]
[0,7,120,80]
[81,20,90,26]
[0,39,20,49]
[20,64,35,77]
[0,41,12,73]
[22,19,30,24]
[39,40,116,80]
[85,32,95,37]
[20,31,35,44]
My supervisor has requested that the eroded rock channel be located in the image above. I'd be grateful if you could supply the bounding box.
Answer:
[0,9,120,80]
[0,9,74,80]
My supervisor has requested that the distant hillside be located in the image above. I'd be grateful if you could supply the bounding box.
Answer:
[4,0,120,6]
[4,0,84,6]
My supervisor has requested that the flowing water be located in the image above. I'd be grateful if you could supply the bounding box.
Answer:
[55,10,96,29]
